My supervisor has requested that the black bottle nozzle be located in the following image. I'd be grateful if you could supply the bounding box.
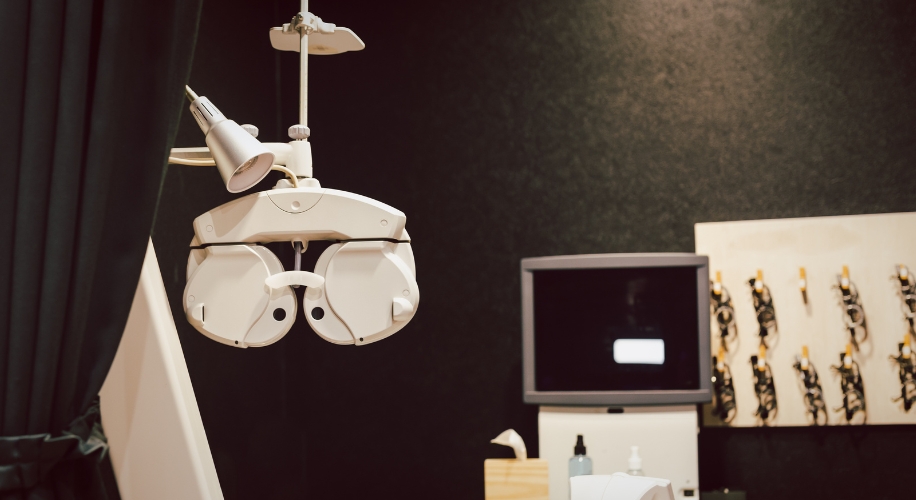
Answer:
[574,434,586,455]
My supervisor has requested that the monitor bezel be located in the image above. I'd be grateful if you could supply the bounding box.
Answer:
[521,253,711,406]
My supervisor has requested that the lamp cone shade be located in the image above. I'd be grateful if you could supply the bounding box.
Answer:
[206,119,275,192]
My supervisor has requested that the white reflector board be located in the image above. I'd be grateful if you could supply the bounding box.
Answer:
[613,339,665,365]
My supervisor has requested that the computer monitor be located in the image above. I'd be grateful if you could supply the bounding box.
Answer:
[521,253,711,406]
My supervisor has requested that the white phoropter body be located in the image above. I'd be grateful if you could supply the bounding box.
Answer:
[182,185,419,348]
[171,2,420,349]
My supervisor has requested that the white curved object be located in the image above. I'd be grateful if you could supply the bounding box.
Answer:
[265,270,325,289]
[571,474,674,500]
[191,187,406,245]
[183,245,296,348]
[305,240,419,345]
[490,429,528,460]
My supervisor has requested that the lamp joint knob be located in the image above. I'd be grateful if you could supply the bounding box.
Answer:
[288,124,311,140]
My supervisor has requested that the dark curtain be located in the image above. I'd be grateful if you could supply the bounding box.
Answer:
[0,0,202,498]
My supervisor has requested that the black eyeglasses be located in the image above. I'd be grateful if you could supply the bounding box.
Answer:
[710,282,737,351]
[793,356,827,426]
[750,355,777,424]
[748,277,777,346]
[831,352,866,424]
[712,355,737,423]
[834,276,867,351]
[890,342,916,412]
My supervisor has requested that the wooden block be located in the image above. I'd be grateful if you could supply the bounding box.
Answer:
[484,458,549,500]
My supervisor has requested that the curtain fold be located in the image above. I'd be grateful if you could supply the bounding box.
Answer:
[0,0,202,497]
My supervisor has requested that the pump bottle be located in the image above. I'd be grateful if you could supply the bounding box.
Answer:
[568,435,593,479]
[627,446,644,476]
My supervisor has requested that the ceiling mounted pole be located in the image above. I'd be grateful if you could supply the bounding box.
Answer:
[299,0,308,126]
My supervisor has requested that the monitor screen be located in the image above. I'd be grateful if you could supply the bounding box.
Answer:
[522,254,710,406]
[533,267,700,392]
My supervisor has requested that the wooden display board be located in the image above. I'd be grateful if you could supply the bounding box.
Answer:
[695,212,916,427]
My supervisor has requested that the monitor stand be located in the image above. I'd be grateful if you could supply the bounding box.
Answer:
[538,406,699,500]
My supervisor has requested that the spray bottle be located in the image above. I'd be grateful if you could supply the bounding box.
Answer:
[568,435,593,479]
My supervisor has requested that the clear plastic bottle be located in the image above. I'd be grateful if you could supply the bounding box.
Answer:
[627,446,644,476]
[568,435,593,478]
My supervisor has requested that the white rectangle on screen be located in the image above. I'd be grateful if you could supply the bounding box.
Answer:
[613,339,665,365]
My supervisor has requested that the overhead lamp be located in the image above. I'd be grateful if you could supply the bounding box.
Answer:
[185,86,275,192]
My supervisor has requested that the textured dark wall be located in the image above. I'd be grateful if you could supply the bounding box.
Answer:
[151,0,916,498]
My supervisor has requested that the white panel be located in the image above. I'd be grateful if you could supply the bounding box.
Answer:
[695,212,916,427]
[100,240,223,499]
[613,339,665,365]
[539,406,698,500]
